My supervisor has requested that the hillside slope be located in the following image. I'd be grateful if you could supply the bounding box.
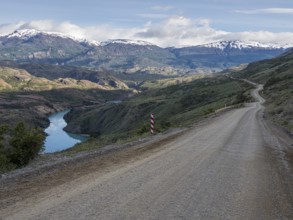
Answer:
[64,76,252,138]
[232,49,293,131]
[0,66,128,91]
[0,65,132,132]
[0,61,129,90]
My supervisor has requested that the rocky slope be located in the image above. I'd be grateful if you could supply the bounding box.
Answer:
[0,61,129,90]
[0,66,117,91]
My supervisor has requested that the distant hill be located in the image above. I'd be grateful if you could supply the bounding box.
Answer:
[0,65,129,91]
[231,48,293,83]
[66,38,176,71]
[0,29,91,63]
[232,48,293,132]
[169,41,290,69]
[0,60,129,90]
[0,29,291,75]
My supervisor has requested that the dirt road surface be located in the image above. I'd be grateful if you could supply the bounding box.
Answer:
[1,83,293,219]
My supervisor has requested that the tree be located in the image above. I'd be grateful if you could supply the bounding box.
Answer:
[0,125,10,172]
[9,122,45,167]
[234,92,249,104]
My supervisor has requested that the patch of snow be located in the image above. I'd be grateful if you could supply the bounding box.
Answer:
[7,29,42,40]
[5,29,101,46]
[201,40,292,50]
[87,40,101,47]
[4,29,293,49]
[101,39,154,46]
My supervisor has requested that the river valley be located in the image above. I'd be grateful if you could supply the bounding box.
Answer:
[44,110,88,153]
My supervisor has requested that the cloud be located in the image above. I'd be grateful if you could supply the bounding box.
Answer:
[151,6,173,11]
[1,17,293,48]
[20,20,54,31]
[55,22,86,39]
[134,16,227,47]
[221,31,293,45]
[0,21,26,35]
[235,8,293,14]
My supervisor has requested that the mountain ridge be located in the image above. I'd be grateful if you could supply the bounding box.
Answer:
[194,40,292,50]
[0,29,291,73]
[2,29,292,49]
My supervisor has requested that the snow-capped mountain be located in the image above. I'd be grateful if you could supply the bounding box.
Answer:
[4,29,101,47]
[9,29,64,38]
[7,29,80,41]
[3,29,157,47]
[100,39,154,46]
[0,29,291,71]
[201,40,292,50]
[169,40,290,69]
[0,29,173,69]
[0,29,93,62]
[2,29,291,50]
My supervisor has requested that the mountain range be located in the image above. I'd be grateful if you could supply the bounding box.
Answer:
[0,29,292,74]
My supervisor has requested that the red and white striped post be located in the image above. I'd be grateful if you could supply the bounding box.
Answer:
[150,113,155,134]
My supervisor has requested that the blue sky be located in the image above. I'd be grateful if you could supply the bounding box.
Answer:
[1,0,293,47]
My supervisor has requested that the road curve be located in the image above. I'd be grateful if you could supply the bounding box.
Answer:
[1,83,293,219]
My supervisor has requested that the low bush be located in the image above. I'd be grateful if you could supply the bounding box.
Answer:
[0,122,45,173]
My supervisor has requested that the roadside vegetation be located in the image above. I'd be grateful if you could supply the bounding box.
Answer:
[0,122,44,173]
[232,49,293,132]
[63,76,252,154]
[0,66,254,170]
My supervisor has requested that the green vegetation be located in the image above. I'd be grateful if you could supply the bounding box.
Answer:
[0,83,134,172]
[0,66,127,92]
[63,76,252,153]
[232,49,293,131]
[0,87,134,132]
[0,122,45,173]
[140,74,209,89]
[0,65,134,132]
[0,63,254,168]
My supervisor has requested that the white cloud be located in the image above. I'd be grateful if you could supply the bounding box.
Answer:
[221,31,293,45]
[134,16,227,47]
[20,20,54,31]
[1,17,293,48]
[0,21,26,35]
[55,22,86,39]
[235,8,293,14]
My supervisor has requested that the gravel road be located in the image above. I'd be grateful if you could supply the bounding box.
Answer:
[1,83,293,219]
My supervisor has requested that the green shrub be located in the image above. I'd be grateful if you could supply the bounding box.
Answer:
[9,122,45,167]
[0,122,45,173]
[180,93,208,108]
[233,92,249,104]
[204,108,214,115]
[264,77,282,88]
